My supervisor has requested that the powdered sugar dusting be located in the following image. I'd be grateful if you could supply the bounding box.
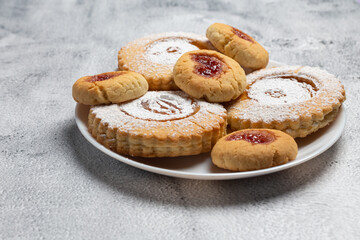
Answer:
[91,91,226,131]
[248,76,317,104]
[145,38,199,65]
[120,91,197,121]
[229,65,345,123]
[119,32,211,76]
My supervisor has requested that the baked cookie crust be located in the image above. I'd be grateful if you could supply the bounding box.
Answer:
[72,71,148,105]
[211,129,298,171]
[118,32,214,91]
[206,23,269,70]
[227,66,346,138]
[173,50,247,103]
[88,91,227,157]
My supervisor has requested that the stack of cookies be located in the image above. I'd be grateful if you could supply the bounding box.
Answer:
[72,23,345,172]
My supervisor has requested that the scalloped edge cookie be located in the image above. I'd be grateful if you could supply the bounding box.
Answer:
[88,91,227,157]
[227,66,346,138]
[118,32,214,91]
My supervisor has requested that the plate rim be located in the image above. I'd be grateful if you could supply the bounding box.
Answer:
[75,105,346,180]
[74,60,346,180]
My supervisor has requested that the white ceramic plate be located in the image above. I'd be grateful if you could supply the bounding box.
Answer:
[74,60,346,180]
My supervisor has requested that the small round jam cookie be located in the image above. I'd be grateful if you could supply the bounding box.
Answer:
[206,23,269,70]
[173,50,247,102]
[89,91,227,157]
[72,71,148,105]
[227,66,346,138]
[118,32,214,90]
[211,129,298,172]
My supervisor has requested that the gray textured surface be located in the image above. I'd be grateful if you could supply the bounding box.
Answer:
[1,0,359,239]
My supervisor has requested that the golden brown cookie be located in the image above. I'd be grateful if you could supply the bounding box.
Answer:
[173,50,247,103]
[72,71,148,105]
[88,91,227,157]
[227,66,346,138]
[211,129,298,171]
[118,32,214,90]
[206,23,269,70]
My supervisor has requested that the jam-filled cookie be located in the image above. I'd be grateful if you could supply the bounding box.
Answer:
[206,23,269,70]
[211,129,298,171]
[173,50,247,102]
[72,71,148,105]
[118,32,213,91]
[227,66,346,138]
[88,91,227,157]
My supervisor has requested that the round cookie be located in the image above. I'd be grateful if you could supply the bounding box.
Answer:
[118,32,214,91]
[89,91,227,158]
[72,71,148,105]
[206,23,269,70]
[211,129,298,172]
[173,50,247,102]
[227,66,346,138]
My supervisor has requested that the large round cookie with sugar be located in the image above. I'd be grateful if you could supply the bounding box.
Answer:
[227,66,346,138]
[88,91,227,157]
[118,32,214,91]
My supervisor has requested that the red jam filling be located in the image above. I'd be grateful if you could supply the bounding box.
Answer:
[87,72,125,82]
[191,54,224,78]
[232,28,254,43]
[226,130,276,144]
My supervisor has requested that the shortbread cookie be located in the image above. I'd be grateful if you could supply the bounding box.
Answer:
[206,23,269,70]
[118,32,213,90]
[88,91,227,157]
[227,66,346,138]
[211,129,298,171]
[72,71,148,105]
[173,50,247,102]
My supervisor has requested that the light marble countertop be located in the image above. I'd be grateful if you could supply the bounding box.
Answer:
[1,0,359,239]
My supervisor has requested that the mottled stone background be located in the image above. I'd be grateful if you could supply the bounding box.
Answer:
[1,0,359,239]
